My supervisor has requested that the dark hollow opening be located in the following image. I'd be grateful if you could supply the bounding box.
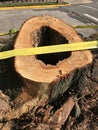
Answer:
[33,26,71,65]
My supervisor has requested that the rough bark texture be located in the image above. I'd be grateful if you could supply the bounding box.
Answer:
[0,15,92,129]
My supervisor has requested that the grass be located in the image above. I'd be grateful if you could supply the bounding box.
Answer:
[0,2,68,7]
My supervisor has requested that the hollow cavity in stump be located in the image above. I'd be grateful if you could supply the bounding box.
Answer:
[32,26,71,65]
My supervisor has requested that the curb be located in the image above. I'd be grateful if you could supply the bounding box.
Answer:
[0,4,70,10]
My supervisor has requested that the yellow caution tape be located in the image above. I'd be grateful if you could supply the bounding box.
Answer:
[0,40,98,60]
[0,30,18,36]
[73,25,98,28]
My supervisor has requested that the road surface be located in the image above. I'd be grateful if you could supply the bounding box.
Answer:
[0,0,98,38]
[63,0,98,24]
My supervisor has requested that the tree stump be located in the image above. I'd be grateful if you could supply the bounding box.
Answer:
[13,15,93,129]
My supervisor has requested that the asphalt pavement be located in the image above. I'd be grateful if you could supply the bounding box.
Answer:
[63,0,98,24]
[0,0,97,38]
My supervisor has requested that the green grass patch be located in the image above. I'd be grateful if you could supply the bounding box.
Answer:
[0,2,68,7]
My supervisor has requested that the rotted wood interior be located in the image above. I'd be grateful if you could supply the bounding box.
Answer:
[32,26,71,65]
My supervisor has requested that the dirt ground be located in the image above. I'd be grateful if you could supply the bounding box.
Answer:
[64,33,98,130]
[0,33,98,130]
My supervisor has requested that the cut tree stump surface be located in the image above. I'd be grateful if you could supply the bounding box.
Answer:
[14,15,93,106]
[14,15,93,103]
[14,15,92,83]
